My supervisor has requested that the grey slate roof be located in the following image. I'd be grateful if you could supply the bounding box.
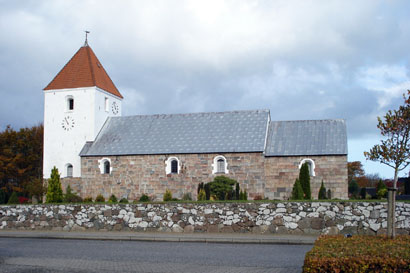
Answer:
[80,110,270,156]
[265,119,347,156]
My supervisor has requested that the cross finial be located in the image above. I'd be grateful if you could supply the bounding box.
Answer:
[84,30,90,46]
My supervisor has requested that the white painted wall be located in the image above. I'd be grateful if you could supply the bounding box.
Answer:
[43,87,122,178]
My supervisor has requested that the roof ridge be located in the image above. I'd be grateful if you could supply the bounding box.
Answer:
[270,118,345,123]
[117,109,270,119]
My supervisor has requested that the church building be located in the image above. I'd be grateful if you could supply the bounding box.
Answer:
[43,41,348,201]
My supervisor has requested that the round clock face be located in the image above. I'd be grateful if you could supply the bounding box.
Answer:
[112,102,119,115]
[61,116,75,131]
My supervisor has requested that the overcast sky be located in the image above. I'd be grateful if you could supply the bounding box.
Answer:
[1,0,410,178]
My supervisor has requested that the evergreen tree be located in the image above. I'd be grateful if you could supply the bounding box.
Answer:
[299,163,311,199]
[163,189,172,201]
[46,167,63,203]
[7,191,19,204]
[318,180,327,199]
[291,178,304,200]
[376,179,387,199]
[204,183,211,200]
[235,183,240,200]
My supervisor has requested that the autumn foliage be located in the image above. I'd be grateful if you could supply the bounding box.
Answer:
[0,124,44,203]
[303,235,410,273]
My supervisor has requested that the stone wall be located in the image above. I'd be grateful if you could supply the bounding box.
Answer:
[70,153,347,201]
[1,202,409,235]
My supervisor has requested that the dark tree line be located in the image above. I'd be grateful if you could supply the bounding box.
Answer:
[0,124,44,203]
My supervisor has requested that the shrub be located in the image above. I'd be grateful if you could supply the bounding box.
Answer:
[18,196,29,204]
[139,194,150,202]
[95,194,105,202]
[360,187,367,199]
[303,235,410,273]
[253,195,263,200]
[182,193,192,201]
[204,183,211,200]
[299,163,311,199]
[376,179,388,199]
[64,185,82,203]
[197,182,204,195]
[83,197,93,203]
[318,181,327,199]
[7,192,19,204]
[348,180,360,198]
[119,198,128,203]
[197,189,206,201]
[163,189,172,201]
[239,189,248,200]
[235,183,240,200]
[0,189,6,204]
[207,176,237,200]
[327,189,332,200]
[46,166,63,203]
[108,194,118,203]
[291,178,304,200]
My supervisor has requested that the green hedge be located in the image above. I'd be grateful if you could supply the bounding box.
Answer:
[303,235,410,273]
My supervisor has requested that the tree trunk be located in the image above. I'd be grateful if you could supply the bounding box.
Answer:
[387,169,398,239]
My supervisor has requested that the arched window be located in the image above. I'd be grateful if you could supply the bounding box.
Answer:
[171,160,178,174]
[299,158,316,176]
[66,164,73,177]
[212,155,229,174]
[165,157,180,174]
[98,158,112,174]
[66,96,74,111]
[104,161,110,174]
[217,159,225,173]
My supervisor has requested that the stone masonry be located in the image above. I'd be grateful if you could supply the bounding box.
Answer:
[62,153,347,201]
[0,202,409,235]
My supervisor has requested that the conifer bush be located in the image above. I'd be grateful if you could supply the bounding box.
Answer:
[376,179,387,199]
[299,163,311,199]
[64,185,82,203]
[235,183,240,200]
[46,167,63,203]
[291,178,304,199]
[138,194,150,202]
[327,189,332,200]
[83,197,93,203]
[7,192,19,204]
[163,189,172,201]
[95,194,105,202]
[108,194,118,203]
[318,181,327,199]
[119,198,128,203]
[197,189,206,201]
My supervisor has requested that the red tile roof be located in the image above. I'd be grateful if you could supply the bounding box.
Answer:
[44,45,123,99]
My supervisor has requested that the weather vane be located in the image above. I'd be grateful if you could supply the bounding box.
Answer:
[84,30,90,46]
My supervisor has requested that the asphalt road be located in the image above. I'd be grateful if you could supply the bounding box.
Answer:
[0,238,312,273]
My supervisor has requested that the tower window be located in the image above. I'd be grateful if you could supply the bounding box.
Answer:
[67,164,73,177]
[105,97,109,112]
[66,96,74,111]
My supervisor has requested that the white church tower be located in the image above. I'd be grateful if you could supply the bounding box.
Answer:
[43,38,123,179]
